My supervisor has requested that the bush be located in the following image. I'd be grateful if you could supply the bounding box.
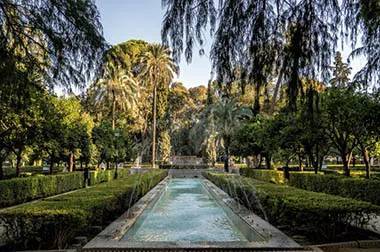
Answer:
[240,168,286,184]
[288,172,380,205]
[204,172,380,241]
[88,168,129,185]
[0,170,167,250]
[241,168,380,206]
[0,172,83,207]
[0,168,130,207]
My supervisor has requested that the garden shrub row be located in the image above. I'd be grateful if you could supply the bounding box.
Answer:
[0,170,167,250]
[240,168,286,184]
[240,168,380,205]
[204,172,380,241]
[0,169,130,208]
[288,172,380,205]
[88,168,129,185]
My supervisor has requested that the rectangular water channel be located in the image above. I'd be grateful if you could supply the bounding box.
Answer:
[122,178,262,242]
[84,175,302,251]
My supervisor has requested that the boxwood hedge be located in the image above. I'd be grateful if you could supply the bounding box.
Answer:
[240,168,286,184]
[0,169,130,208]
[204,172,380,241]
[0,170,167,250]
[288,172,380,206]
[241,168,380,206]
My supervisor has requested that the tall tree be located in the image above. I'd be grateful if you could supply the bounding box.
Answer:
[330,52,352,88]
[93,66,138,130]
[212,98,251,172]
[139,44,177,168]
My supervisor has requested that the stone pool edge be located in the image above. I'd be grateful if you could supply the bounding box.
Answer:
[83,175,304,251]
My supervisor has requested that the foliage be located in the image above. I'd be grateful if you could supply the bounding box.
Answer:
[162,0,379,111]
[0,170,167,250]
[288,172,380,206]
[240,168,286,185]
[0,169,131,208]
[0,0,106,88]
[205,172,380,241]
[241,168,380,206]
[0,172,82,208]
[139,44,177,167]
[159,130,171,163]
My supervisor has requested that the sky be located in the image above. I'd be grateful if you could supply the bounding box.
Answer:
[95,0,212,88]
[94,0,365,88]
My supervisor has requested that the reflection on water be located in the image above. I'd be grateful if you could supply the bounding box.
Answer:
[123,179,249,242]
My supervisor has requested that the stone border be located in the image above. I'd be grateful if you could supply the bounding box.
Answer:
[83,176,308,251]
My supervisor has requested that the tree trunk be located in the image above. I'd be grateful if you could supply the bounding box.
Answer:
[112,89,116,130]
[152,84,157,168]
[341,152,350,177]
[224,146,229,173]
[258,154,263,169]
[265,154,271,169]
[270,68,284,114]
[16,153,22,177]
[298,151,303,171]
[49,156,54,175]
[68,153,74,172]
[361,146,370,179]
[114,161,118,179]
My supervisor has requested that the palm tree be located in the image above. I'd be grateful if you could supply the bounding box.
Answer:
[94,66,138,130]
[139,44,177,168]
[212,98,251,172]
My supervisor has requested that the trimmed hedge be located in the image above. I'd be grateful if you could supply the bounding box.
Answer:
[88,168,129,185]
[204,172,380,241]
[0,173,83,208]
[240,168,286,184]
[0,170,167,250]
[241,168,380,206]
[288,172,380,206]
[0,169,130,208]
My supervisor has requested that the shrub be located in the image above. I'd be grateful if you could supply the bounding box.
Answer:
[0,172,83,207]
[240,168,286,184]
[241,168,380,206]
[0,169,130,207]
[288,173,380,205]
[0,170,167,250]
[204,172,380,241]
[88,168,129,185]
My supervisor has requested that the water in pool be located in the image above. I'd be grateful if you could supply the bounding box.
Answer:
[123,178,250,242]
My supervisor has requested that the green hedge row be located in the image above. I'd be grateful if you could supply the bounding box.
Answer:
[204,172,380,241]
[0,170,167,250]
[0,169,130,208]
[88,168,129,185]
[240,168,380,205]
[240,168,286,184]
[288,172,380,205]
